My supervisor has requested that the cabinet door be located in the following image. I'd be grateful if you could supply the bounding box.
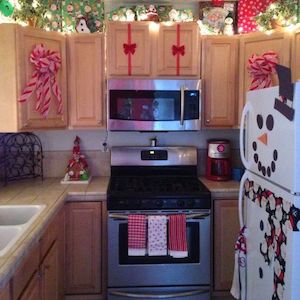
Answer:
[68,34,105,128]
[238,31,291,122]
[0,282,10,300]
[107,22,151,76]
[292,30,300,81]
[156,22,200,77]
[65,202,102,295]
[202,36,238,127]
[19,272,40,300]
[41,241,61,300]
[214,199,240,291]
[17,26,68,129]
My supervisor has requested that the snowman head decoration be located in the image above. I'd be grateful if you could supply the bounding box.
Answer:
[251,65,295,178]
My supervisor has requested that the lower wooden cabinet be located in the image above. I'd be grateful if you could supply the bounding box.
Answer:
[213,199,240,295]
[0,282,10,300]
[19,272,40,300]
[65,201,106,299]
[10,208,64,300]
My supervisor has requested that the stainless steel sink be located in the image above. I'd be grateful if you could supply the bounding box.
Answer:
[0,205,46,256]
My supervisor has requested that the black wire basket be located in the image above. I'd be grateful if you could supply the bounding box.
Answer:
[0,132,44,185]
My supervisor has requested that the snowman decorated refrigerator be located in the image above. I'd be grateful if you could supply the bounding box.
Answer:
[237,65,300,300]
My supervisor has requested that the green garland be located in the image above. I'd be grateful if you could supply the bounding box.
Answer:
[255,0,298,30]
[12,0,49,28]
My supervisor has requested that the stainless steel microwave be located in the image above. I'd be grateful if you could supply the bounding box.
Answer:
[107,79,201,131]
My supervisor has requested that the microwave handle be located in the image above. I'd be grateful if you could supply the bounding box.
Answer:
[180,85,186,126]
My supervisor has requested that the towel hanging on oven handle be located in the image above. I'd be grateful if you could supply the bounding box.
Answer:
[108,212,210,220]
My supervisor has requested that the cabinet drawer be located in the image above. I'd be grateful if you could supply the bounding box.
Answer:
[13,244,39,300]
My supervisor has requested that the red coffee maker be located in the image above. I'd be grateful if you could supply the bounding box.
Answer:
[206,139,231,181]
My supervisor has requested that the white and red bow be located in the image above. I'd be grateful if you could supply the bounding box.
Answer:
[247,51,278,90]
[19,44,63,118]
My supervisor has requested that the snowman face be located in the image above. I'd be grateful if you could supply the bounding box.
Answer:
[252,112,278,178]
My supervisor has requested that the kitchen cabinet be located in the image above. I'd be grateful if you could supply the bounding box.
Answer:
[40,208,65,300]
[13,244,40,300]
[11,208,64,300]
[0,282,10,300]
[202,36,238,127]
[292,29,300,82]
[238,31,291,122]
[213,199,239,294]
[155,22,200,77]
[65,201,106,299]
[18,272,40,300]
[67,33,105,128]
[106,21,151,77]
[0,24,68,132]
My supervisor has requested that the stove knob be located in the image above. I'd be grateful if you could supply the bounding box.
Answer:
[156,200,164,208]
[177,200,185,208]
[187,199,195,207]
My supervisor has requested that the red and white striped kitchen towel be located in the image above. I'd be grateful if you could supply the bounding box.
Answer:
[148,215,167,256]
[128,214,147,256]
[168,214,188,258]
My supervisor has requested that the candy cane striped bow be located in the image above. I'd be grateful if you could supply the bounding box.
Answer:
[19,44,63,118]
[247,51,278,91]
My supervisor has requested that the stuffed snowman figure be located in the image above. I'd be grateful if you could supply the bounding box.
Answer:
[76,17,90,33]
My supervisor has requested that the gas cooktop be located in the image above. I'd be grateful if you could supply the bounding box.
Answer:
[107,147,211,211]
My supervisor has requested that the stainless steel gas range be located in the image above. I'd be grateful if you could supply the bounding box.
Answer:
[107,147,211,300]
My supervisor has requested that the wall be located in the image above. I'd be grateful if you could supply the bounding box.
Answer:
[34,129,241,177]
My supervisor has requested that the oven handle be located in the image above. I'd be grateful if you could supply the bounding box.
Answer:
[180,85,186,126]
[109,288,210,298]
[108,213,210,220]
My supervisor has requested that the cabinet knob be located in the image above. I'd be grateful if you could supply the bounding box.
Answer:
[206,119,210,123]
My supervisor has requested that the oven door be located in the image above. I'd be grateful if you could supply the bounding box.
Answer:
[108,89,200,131]
[107,210,210,288]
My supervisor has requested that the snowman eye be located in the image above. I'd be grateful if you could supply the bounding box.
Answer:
[257,114,263,129]
[266,115,274,131]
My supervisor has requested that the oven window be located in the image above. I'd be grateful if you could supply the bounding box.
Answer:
[118,223,199,264]
[110,90,179,121]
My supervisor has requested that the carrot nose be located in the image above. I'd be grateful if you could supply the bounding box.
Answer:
[258,133,268,145]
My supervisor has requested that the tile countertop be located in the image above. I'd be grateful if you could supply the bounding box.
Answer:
[0,176,109,288]
[0,176,239,288]
[200,177,240,199]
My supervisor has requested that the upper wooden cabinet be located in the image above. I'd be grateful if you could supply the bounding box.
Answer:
[67,33,105,128]
[155,22,200,77]
[292,29,300,82]
[0,24,68,132]
[238,31,291,121]
[106,21,151,77]
[202,36,238,127]
[106,21,200,78]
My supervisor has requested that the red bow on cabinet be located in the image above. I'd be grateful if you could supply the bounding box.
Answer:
[172,45,185,56]
[123,43,137,55]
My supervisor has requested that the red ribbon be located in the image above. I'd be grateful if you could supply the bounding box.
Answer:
[123,43,137,55]
[172,24,185,76]
[247,51,278,90]
[123,23,136,76]
[18,44,63,118]
[172,45,185,56]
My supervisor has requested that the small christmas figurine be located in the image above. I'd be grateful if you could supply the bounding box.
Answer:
[64,136,89,181]
[76,17,90,33]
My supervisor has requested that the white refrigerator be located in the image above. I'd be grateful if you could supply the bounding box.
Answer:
[236,79,300,300]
